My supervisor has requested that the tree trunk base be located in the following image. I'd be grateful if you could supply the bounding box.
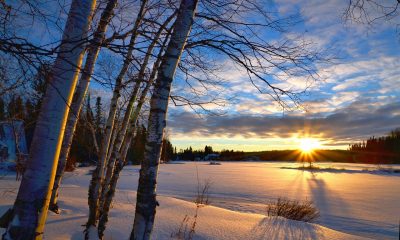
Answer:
[49,203,60,214]
[0,208,13,228]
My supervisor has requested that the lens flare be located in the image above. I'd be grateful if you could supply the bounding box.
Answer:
[299,138,321,153]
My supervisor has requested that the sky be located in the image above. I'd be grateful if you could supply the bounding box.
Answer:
[8,0,400,152]
[165,0,400,151]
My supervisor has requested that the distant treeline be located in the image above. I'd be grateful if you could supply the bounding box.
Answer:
[175,128,400,164]
[177,149,400,164]
[245,129,400,164]
[348,129,400,160]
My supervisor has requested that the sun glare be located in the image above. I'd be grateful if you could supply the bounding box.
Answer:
[299,138,321,153]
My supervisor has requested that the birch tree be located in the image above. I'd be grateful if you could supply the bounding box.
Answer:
[49,0,118,214]
[86,0,148,235]
[98,9,176,212]
[2,0,96,238]
[131,0,198,239]
[97,26,172,238]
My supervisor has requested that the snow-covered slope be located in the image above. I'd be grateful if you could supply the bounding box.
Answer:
[0,183,368,239]
[0,163,386,239]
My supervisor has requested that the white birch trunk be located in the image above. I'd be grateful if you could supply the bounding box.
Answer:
[97,27,172,238]
[3,0,96,239]
[98,13,176,225]
[86,0,148,234]
[131,1,198,239]
[49,0,117,214]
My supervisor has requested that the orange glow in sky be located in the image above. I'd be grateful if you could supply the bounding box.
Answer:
[298,138,321,153]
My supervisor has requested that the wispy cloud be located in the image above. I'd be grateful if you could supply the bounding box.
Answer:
[168,98,400,148]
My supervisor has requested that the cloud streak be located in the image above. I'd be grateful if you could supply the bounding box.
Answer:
[168,99,400,146]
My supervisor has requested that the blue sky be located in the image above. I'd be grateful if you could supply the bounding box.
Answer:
[9,0,399,151]
[165,0,400,151]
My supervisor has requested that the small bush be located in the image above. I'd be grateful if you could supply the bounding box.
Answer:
[171,215,195,240]
[195,179,212,205]
[266,197,319,222]
[171,175,212,239]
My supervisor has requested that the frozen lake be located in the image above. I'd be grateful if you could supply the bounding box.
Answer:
[112,161,399,239]
[0,161,399,239]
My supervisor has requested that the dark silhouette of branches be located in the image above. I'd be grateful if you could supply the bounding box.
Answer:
[344,0,400,35]
[179,0,329,111]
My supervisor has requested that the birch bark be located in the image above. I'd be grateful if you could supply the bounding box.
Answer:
[131,1,198,239]
[86,0,148,234]
[97,25,172,238]
[2,0,96,239]
[49,0,118,214]
[99,11,176,215]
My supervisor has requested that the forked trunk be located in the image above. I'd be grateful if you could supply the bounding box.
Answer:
[49,0,118,214]
[131,1,198,239]
[2,0,95,239]
[86,0,148,235]
[97,29,172,238]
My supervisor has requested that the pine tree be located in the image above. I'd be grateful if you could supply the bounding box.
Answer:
[161,137,174,162]
[205,145,213,155]
[32,63,50,108]
[24,99,36,149]
[7,96,25,120]
[95,96,103,132]
[0,97,5,121]
[86,93,94,122]
[127,124,147,165]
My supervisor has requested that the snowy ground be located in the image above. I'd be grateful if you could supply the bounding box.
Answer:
[0,161,399,239]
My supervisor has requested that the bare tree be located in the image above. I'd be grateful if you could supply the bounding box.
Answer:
[127,0,328,238]
[49,0,119,214]
[131,1,199,239]
[344,0,400,32]
[97,22,173,238]
[2,0,96,238]
[85,0,149,236]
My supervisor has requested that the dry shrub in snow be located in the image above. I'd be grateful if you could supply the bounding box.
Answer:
[171,177,212,239]
[195,179,212,205]
[267,197,320,222]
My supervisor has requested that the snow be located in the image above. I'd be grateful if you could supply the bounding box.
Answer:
[0,161,398,239]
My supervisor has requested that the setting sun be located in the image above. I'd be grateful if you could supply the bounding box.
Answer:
[299,138,321,153]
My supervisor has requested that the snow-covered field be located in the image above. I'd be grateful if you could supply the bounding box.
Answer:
[0,161,399,239]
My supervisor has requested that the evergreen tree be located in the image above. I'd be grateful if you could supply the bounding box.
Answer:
[127,124,147,165]
[205,145,213,155]
[95,97,102,125]
[22,62,51,149]
[32,63,50,108]
[0,97,5,121]
[92,96,104,144]
[24,99,36,148]
[7,96,25,120]
[349,128,400,163]
[161,137,174,162]
[68,93,98,166]
[86,93,94,122]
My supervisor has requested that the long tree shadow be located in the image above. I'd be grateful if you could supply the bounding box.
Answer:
[281,166,400,177]
[307,172,333,215]
[46,215,86,224]
[249,217,323,240]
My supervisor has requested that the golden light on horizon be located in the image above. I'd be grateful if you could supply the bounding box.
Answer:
[298,138,321,153]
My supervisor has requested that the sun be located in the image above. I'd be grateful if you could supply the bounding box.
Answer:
[299,138,321,153]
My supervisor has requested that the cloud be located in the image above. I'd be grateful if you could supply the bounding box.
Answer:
[168,99,400,145]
